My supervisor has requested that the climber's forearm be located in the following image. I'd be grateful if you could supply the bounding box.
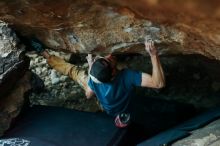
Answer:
[151,55,165,88]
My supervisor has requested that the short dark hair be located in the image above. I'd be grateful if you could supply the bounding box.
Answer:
[89,58,112,83]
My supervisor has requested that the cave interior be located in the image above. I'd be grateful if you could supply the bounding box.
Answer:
[0,0,220,146]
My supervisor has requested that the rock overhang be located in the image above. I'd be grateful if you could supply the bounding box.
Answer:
[0,0,219,60]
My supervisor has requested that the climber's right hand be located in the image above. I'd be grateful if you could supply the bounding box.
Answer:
[145,39,157,56]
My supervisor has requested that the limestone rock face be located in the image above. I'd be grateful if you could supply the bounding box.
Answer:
[0,21,29,98]
[27,51,100,112]
[0,0,219,59]
[0,21,31,136]
[0,21,18,58]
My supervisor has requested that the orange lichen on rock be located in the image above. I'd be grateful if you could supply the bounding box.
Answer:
[0,0,219,59]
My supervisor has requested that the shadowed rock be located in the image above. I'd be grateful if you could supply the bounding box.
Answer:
[0,21,31,136]
[0,21,29,99]
[0,72,31,136]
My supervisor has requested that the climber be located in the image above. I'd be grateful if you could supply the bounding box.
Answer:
[27,37,165,128]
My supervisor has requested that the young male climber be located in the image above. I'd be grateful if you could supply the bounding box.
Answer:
[28,37,165,128]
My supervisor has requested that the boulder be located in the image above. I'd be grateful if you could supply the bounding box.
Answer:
[0,21,31,136]
[0,21,29,99]
[0,0,219,59]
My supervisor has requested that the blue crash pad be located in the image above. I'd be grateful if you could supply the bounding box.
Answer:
[1,106,126,146]
[138,107,220,146]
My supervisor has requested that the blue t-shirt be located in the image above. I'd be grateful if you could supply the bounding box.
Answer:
[88,69,142,116]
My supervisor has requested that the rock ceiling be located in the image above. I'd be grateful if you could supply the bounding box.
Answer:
[0,0,219,59]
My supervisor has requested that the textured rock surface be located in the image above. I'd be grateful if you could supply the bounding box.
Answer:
[0,21,21,73]
[0,21,31,136]
[27,51,100,112]
[0,21,29,98]
[109,0,220,59]
[0,72,31,136]
[0,21,18,58]
[172,119,220,146]
[0,0,219,59]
